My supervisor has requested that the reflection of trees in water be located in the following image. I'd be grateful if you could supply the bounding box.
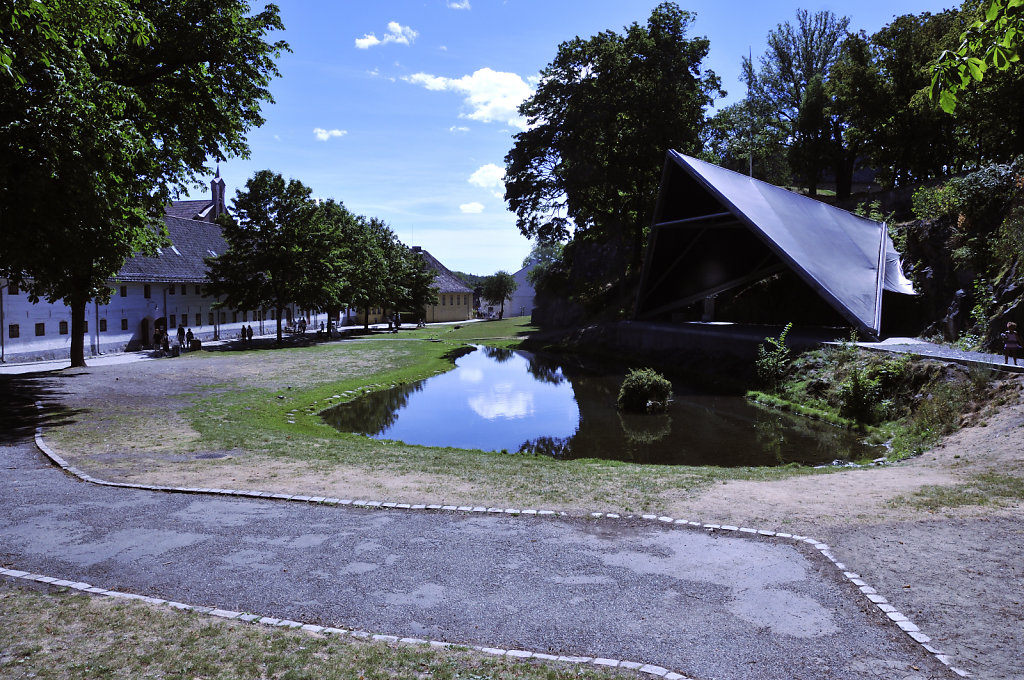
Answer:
[526,357,564,385]
[482,346,515,362]
[518,436,573,458]
[618,412,672,445]
[321,382,424,435]
[751,410,787,465]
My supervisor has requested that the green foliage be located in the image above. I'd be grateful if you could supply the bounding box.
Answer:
[744,10,850,196]
[481,271,518,319]
[912,159,1022,225]
[931,0,1023,113]
[755,323,792,389]
[838,367,881,424]
[0,0,287,366]
[504,2,722,276]
[617,368,673,413]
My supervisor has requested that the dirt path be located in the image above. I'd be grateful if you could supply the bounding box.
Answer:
[5,354,1023,678]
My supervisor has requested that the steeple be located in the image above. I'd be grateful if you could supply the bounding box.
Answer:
[210,166,226,220]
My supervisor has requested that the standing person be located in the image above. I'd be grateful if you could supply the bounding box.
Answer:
[185,328,194,351]
[246,324,254,344]
[1002,321,1022,365]
[176,324,186,348]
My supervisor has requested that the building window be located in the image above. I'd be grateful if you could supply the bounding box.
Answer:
[121,318,128,331]
[99,319,107,332]
[169,285,175,295]
[120,285,127,297]
[9,324,19,338]
[59,321,68,335]
[170,314,176,328]
[232,311,238,323]
[220,311,227,324]
[441,295,445,306]
[242,310,247,322]
[181,283,187,295]
[195,313,201,327]
[35,322,45,336]
[208,311,214,326]
[270,309,276,320]
[8,282,18,295]
[195,285,201,295]
[144,284,151,299]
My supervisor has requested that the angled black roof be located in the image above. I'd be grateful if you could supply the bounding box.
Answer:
[116,215,227,283]
[635,152,914,338]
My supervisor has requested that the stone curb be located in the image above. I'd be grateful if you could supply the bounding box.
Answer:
[29,401,967,678]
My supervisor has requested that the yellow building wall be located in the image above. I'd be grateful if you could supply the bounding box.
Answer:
[425,292,473,323]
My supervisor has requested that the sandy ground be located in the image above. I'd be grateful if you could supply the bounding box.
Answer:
[5,351,1023,679]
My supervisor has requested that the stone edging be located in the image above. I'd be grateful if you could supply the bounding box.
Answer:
[27,401,969,679]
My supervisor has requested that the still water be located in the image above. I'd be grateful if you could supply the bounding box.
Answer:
[322,346,880,466]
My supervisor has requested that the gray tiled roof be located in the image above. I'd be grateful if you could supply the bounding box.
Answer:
[417,249,473,293]
[164,199,215,221]
[115,215,227,283]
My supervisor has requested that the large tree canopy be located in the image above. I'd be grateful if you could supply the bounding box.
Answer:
[504,2,721,277]
[205,171,351,345]
[743,9,850,196]
[0,0,286,365]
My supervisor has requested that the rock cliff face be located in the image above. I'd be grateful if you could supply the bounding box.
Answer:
[900,212,1024,349]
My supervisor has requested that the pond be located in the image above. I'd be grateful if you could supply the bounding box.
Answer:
[322,345,881,467]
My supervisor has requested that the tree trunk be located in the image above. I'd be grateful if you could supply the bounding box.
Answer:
[276,306,283,345]
[498,300,504,320]
[69,297,88,367]
[364,307,369,331]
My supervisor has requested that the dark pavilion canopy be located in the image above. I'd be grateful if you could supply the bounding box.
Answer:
[634,152,915,339]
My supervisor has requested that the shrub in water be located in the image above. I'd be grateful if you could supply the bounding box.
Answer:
[617,368,672,413]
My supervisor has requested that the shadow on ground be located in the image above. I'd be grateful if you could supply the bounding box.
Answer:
[0,373,82,445]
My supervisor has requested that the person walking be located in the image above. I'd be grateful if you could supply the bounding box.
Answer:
[246,324,254,344]
[185,328,194,351]
[176,324,186,348]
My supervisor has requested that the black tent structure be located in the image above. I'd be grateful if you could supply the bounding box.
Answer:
[634,151,916,340]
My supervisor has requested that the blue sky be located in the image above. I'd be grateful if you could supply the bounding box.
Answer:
[200,0,956,275]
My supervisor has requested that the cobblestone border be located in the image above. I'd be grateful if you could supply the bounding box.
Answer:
[28,402,968,678]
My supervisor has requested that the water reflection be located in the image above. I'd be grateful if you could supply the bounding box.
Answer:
[322,345,880,466]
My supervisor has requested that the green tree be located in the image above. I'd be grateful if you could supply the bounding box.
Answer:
[701,100,790,184]
[205,171,343,345]
[932,0,1023,113]
[744,9,850,195]
[504,2,721,278]
[0,0,286,366]
[869,10,963,186]
[482,271,518,320]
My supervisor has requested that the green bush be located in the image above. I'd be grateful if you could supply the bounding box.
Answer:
[838,366,881,424]
[617,368,672,413]
[755,323,792,389]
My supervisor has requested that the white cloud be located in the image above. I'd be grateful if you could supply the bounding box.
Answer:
[460,202,485,214]
[313,128,347,141]
[403,67,533,130]
[449,125,470,133]
[448,0,471,9]
[355,21,418,49]
[468,163,505,198]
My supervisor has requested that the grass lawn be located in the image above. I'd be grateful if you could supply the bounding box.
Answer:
[0,586,640,680]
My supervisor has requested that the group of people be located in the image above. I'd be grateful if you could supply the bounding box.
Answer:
[175,325,198,351]
[240,324,255,345]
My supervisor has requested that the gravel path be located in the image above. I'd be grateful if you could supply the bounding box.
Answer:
[0,435,951,680]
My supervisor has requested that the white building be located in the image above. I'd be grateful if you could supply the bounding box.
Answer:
[507,261,538,318]
[0,175,297,363]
